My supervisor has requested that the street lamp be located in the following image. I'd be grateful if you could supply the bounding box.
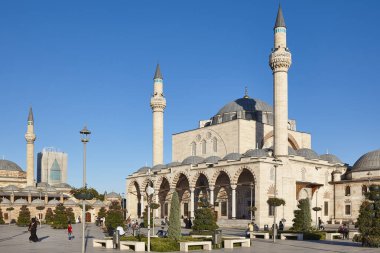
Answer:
[80,126,91,253]
[250,183,254,221]
[272,157,282,243]
[146,169,155,253]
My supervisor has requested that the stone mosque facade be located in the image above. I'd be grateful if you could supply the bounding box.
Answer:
[126,6,380,228]
[0,108,118,224]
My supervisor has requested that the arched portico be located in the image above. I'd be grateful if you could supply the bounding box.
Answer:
[127,181,141,218]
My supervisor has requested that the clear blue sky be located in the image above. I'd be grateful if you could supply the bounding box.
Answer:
[0,1,379,194]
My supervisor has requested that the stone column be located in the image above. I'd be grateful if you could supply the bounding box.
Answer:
[28,192,32,204]
[60,193,64,203]
[154,194,159,218]
[231,185,237,219]
[10,193,14,203]
[209,186,215,206]
[44,193,48,204]
[140,195,144,217]
[190,187,195,219]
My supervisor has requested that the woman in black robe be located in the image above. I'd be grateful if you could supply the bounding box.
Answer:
[28,218,39,242]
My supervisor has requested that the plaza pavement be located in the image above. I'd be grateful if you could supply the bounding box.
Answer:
[0,223,379,253]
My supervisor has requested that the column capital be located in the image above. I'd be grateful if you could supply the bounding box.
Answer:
[190,187,195,192]
[230,184,237,190]
[209,185,215,191]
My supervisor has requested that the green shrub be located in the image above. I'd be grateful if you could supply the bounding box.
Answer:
[292,198,312,232]
[352,234,362,243]
[365,236,380,248]
[51,203,68,229]
[0,208,5,224]
[303,231,325,240]
[168,191,181,241]
[17,205,31,226]
[105,201,123,231]
[192,208,218,232]
[45,208,54,223]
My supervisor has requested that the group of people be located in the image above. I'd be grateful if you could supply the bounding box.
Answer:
[183,217,192,229]
[245,222,260,237]
[338,224,350,239]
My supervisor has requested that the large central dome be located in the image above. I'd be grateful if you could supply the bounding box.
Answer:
[210,97,273,125]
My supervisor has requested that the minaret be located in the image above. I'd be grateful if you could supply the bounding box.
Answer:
[25,107,36,186]
[150,64,166,165]
[269,5,292,157]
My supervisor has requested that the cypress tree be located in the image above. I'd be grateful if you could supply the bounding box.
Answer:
[105,201,123,230]
[66,207,76,224]
[168,191,181,241]
[17,205,31,226]
[45,208,54,223]
[52,203,68,229]
[192,208,218,232]
[292,198,312,232]
[0,208,5,224]
[98,206,107,218]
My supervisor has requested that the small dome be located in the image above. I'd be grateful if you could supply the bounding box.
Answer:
[14,198,28,205]
[352,149,380,172]
[296,148,319,160]
[166,161,182,167]
[244,149,268,158]
[1,198,11,204]
[182,156,205,165]
[204,156,222,164]
[320,154,342,164]
[0,160,24,172]
[53,183,72,188]
[152,164,167,171]
[3,185,19,192]
[106,192,120,199]
[63,199,76,206]
[31,199,45,206]
[45,186,57,192]
[23,186,39,192]
[48,199,60,205]
[92,199,106,207]
[137,166,151,174]
[37,182,50,188]
[288,147,297,156]
[223,153,242,161]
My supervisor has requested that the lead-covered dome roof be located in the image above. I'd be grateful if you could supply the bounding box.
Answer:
[244,149,268,158]
[182,156,204,165]
[210,97,273,125]
[0,160,23,172]
[320,154,342,164]
[352,149,380,172]
[296,148,319,160]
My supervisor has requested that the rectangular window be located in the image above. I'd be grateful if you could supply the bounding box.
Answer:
[268,204,275,216]
[324,201,328,216]
[4,213,8,220]
[183,203,189,217]
[221,202,227,216]
[345,205,351,215]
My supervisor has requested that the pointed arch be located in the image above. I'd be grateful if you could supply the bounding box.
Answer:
[262,131,300,150]
[232,165,256,185]
[127,180,140,193]
[154,175,170,192]
[190,171,211,188]
[210,168,232,186]
[171,172,191,189]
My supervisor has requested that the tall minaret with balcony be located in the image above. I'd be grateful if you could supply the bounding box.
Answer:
[150,64,166,165]
[269,5,292,157]
[25,107,36,186]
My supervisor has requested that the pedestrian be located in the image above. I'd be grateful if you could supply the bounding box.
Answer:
[279,221,284,231]
[188,219,192,229]
[28,218,39,242]
[68,221,73,240]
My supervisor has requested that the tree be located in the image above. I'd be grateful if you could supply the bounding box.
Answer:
[142,202,160,228]
[71,186,104,201]
[66,207,76,224]
[52,203,68,229]
[17,205,31,226]
[45,208,54,223]
[168,191,181,241]
[292,198,312,232]
[192,208,219,232]
[105,201,123,231]
[98,206,107,218]
[357,184,380,247]
[0,208,5,224]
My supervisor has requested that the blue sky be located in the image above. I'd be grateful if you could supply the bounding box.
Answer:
[0,1,379,194]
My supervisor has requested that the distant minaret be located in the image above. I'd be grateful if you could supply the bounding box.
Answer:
[150,64,166,165]
[25,107,36,186]
[269,5,292,157]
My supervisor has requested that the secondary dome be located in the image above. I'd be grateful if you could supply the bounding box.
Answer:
[204,156,222,164]
[296,148,319,160]
[320,154,342,164]
[166,161,182,167]
[223,153,242,161]
[244,149,268,158]
[0,160,23,172]
[352,149,380,172]
[210,97,273,125]
[152,164,167,171]
[137,166,151,174]
[182,156,204,165]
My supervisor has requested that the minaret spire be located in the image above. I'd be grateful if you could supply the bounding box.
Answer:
[274,4,286,29]
[270,5,292,157]
[25,107,36,186]
[150,64,166,166]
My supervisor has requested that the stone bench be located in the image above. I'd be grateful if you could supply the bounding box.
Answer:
[120,241,145,251]
[179,241,212,252]
[93,239,113,248]
[280,233,303,240]
[326,233,342,240]
[191,235,212,239]
[349,231,360,239]
[250,232,270,239]
[224,238,250,249]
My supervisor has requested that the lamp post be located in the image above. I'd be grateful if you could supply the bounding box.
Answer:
[272,157,282,243]
[121,192,125,220]
[250,183,254,221]
[146,172,155,253]
[80,126,91,253]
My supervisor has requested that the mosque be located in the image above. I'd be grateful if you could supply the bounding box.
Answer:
[0,108,119,223]
[126,6,380,228]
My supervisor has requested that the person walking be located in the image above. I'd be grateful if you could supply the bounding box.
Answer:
[68,222,73,240]
[28,218,39,242]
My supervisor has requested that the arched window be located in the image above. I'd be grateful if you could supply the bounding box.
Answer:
[345,186,351,196]
[362,185,368,196]
[213,138,218,153]
[202,140,206,155]
[191,142,196,156]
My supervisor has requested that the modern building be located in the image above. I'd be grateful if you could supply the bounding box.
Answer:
[37,148,68,186]
[126,6,380,228]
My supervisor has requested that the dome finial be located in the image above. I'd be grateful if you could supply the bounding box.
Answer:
[244,86,249,98]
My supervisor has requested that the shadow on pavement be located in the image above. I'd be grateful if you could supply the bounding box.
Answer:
[0,231,28,242]
[39,236,50,241]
